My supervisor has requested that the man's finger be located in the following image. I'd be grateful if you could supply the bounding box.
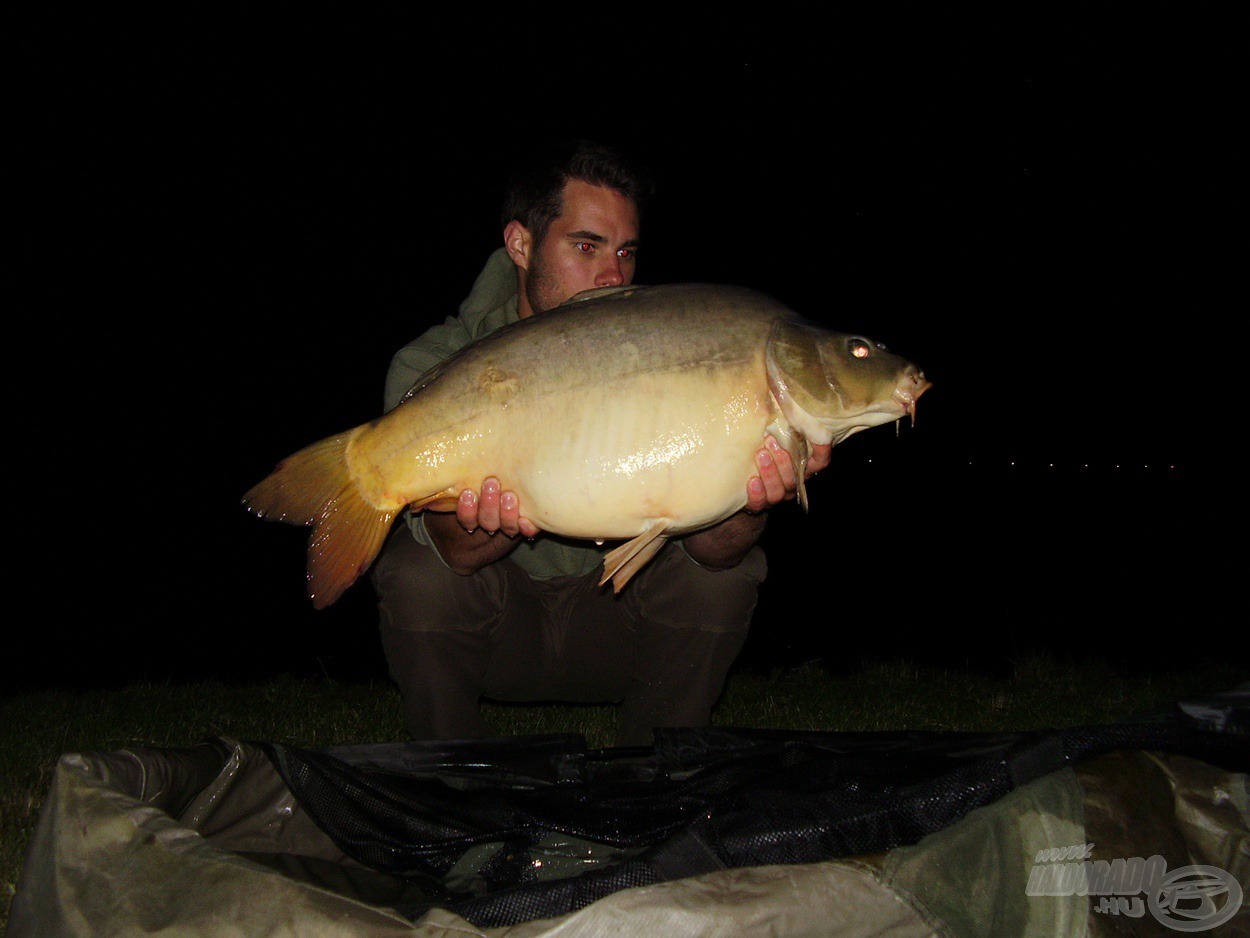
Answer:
[499,490,520,537]
[807,443,832,476]
[456,488,478,533]
[766,437,797,491]
[478,478,501,533]
[756,447,787,504]
[746,476,768,513]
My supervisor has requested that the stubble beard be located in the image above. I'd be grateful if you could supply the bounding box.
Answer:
[524,254,568,316]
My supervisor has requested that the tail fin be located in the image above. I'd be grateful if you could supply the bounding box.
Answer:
[243,431,396,609]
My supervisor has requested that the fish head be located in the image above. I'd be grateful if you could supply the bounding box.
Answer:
[766,319,931,446]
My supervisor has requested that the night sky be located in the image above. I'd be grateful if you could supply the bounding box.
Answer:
[15,9,1240,688]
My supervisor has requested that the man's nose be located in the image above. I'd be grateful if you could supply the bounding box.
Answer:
[595,255,625,287]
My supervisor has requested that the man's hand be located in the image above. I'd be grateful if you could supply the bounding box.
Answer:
[454,477,540,539]
[431,438,830,576]
[745,436,833,512]
[424,477,539,575]
[684,436,832,570]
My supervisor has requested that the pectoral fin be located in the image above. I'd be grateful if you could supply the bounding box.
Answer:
[600,520,670,592]
[765,419,813,513]
[787,429,813,513]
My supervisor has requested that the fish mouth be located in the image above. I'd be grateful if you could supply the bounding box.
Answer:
[892,369,932,424]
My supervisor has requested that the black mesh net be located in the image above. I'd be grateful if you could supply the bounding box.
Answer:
[262,696,1248,928]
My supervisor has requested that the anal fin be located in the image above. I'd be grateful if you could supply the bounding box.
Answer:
[599,520,670,592]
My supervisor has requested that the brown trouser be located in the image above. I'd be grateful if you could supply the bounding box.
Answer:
[370,527,765,747]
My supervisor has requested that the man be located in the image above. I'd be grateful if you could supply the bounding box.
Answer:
[371,140,830,747]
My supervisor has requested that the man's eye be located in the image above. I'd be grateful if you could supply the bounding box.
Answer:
[576,242,594,253]
[617,247,635,260]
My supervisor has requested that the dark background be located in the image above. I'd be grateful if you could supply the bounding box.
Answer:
[14,8,1240,688]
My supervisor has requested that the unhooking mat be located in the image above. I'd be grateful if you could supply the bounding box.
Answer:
[9,686,1248,935]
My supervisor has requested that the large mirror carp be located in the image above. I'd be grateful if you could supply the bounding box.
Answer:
[244,284,930,607]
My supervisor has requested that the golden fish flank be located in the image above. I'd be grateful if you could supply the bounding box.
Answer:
[243,283,930,608]
[614,427,703,478]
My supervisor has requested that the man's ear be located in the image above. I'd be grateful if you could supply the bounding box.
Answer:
[503,220,531,270]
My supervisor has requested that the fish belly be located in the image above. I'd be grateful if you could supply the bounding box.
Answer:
[353,359,773,539]
[515,366,772,538]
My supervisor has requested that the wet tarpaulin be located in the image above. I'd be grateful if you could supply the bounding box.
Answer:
[10,687,1248,936]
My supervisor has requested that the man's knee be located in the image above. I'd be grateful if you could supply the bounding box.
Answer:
[633,543,766,633]
[371,527,505,634]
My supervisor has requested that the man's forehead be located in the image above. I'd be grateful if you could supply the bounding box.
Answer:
[554,180,639,237]
[561,179,636,211]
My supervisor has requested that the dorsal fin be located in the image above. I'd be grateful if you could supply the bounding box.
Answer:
[563,285,644,305]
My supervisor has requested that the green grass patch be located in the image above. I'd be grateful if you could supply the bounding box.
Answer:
[2,654,1242,926]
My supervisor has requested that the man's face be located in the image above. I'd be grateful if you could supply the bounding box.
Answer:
[517,179,641,317]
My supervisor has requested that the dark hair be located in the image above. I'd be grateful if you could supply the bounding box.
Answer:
[500,139,653,245]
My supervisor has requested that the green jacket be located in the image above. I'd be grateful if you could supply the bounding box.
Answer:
[385,249,609,579]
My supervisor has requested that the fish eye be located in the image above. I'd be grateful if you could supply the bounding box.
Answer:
[849,339,872,359]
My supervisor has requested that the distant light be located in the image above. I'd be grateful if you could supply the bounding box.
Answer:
[939,458,1180,471]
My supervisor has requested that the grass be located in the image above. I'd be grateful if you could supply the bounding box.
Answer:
[2,653,1243,927]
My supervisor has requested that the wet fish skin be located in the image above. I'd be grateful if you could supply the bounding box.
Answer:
[244,283,930,607]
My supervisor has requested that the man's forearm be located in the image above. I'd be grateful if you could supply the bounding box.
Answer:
[680,510,767,571]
